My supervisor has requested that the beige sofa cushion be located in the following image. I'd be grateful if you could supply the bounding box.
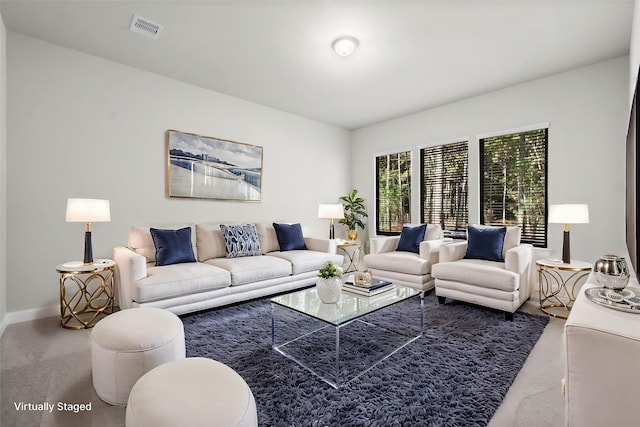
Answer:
[267,251,344,275]
[129,224,197,264]
[255,223,280,254]
[424,223,443,241]
[197,223,286,258]
[133,262,230,303]
[206,256,292,286]
[364,251,432,276]
[195,223,227,261]
[431,259,519,292]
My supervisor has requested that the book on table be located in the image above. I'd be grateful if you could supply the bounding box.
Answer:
[342,278,395,296]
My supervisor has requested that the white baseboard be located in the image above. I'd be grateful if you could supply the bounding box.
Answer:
[0,296,116,337]
[1,305,59,335]
[0,314,7,337]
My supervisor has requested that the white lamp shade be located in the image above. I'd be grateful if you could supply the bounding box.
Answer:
[548,204,589,224]
[66,198,111,222]
[318,204,344,219]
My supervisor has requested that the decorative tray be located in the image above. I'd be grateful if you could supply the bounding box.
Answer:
[584,287,640,314]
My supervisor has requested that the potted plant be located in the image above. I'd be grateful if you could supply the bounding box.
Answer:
[316,261,343,303]
[339,189,368,241]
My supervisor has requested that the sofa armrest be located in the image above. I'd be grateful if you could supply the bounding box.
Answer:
[113,246,147,309]
[369,236,400,254]
[439,240,467,262]
[304,237,338,254]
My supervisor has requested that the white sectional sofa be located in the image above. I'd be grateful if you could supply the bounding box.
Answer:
[113,222,343,315]
[564,276,640,427]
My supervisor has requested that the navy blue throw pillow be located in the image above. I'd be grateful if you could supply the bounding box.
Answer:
[464,226,507,262]
[397,224,427,253]
[150,227,196,266]
[273,223,307,251]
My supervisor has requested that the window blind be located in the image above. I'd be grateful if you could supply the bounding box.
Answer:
[420,141,468,232]
[480,128,548,247]
[376,151,411,235]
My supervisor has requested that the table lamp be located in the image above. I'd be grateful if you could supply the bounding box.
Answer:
[66,198,111,264]
[318,204,344,239]
[548,204,589,264]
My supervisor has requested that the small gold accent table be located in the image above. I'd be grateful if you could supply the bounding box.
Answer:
[56,259,116,329]
[537,259,591,319]
[336,241,363,273]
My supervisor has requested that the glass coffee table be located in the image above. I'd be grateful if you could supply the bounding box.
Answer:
[270,285,424,388]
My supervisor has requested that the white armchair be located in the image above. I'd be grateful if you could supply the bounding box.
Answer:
[363,224,444,291]
[430,226,533,320]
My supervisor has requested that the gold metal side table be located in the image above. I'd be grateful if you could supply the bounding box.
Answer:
[537,259,591,319]
[56,259,115,329]
[337,241,363,273]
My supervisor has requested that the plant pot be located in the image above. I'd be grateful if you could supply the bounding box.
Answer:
[316,276,342,304]
[347,230,358,241]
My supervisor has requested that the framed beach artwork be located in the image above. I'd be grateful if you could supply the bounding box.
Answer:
[166,130,263,201]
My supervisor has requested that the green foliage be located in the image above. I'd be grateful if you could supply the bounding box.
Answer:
[481,129,547,245]
[376,152,411,233]
[317,261,343,278]
[421,142,468,231]
[338,189,368,231]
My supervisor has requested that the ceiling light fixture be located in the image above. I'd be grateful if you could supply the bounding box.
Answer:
[332,36,359,57]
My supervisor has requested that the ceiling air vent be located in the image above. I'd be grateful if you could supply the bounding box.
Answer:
[129,14,164,40]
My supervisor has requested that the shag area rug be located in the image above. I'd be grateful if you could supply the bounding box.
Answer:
[182,293,549,427]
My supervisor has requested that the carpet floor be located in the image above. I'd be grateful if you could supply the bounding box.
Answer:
[182,292,549,427]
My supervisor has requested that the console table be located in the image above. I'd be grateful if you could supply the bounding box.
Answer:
[564,275,640,426]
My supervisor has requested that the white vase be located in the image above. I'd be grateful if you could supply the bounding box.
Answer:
[316,276,342,304]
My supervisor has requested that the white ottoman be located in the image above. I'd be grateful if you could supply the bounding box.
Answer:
[91,307,185,406]
[126,357,258,427]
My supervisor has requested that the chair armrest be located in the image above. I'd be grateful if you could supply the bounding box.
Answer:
[505,243,534,298]
[419,238,445,260]
[304,237,338,254]
[113,246,147,309]
[369,236,400,254]
[439,241,468,262]
[504,244,533,275]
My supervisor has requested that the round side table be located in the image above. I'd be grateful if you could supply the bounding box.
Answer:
[537,259,591,319]
[56,259,116,329]
[337,241,363,273]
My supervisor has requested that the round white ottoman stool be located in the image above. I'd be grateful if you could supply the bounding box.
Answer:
[91,307,185,406]
[126,357,258,427]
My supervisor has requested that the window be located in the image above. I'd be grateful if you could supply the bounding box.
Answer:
[480,128,548,247]
[376,151,411,234]
[420,141,468,234]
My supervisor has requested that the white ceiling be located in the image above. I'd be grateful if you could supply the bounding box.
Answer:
[1,0,634,130]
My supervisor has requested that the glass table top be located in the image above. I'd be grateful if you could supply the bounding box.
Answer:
[270,285,421,326]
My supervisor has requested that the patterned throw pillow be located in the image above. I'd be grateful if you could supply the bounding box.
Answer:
[220,224,262,258]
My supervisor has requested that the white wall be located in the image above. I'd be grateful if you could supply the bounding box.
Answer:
[351,56,629,265]
[6,33,351,316]
[0,14,7,334]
